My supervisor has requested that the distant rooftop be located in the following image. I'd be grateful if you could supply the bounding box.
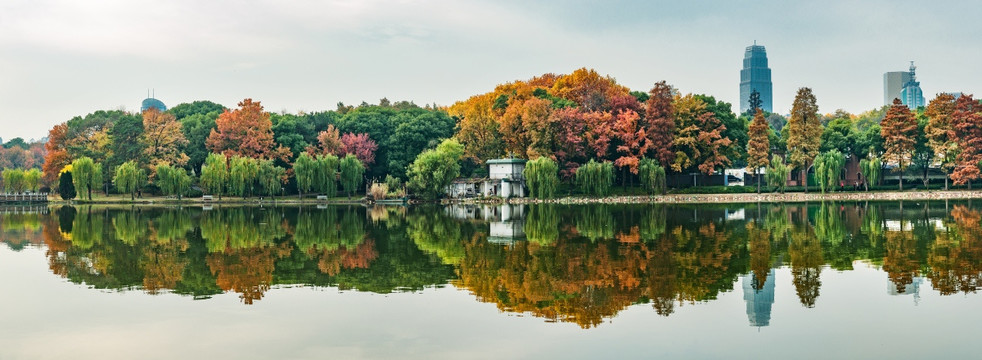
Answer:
[141,97,167,112]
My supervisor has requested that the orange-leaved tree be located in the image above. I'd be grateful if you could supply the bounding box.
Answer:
[924,93,958,190]
[646,81,675,168]
[746,109,771,193]
[951,94,982,188]
[881,99,918,190]
[42,123,70,185]
[206,98,289,161]
[671,94,732,176]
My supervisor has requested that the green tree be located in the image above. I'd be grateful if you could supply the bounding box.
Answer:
[315,154,340,198]
[24,168,41,192]
[229,156,260,198]
[766,155,790,193]
[524,156,560,199]
[113,161,145,200]
[257,160,286,198]
[155,163,192,200]
[339,154,365,199]
[814,150,845,193]
[59,171,76,200]
[407,138,464,200]
[293,152,316,199]
[200,153,229,199]
[638,157,666,195]
[2,169,25,193]
[71,157,102,201]
[575,159,615,196]
[859,156,882,191]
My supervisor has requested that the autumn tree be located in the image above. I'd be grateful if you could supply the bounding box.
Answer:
[339,133,378,167]
[951,95,982,188]
[646,81,676,168]
[42,124,70,185]
[141,108,189,166]
[880,99,918,190]
[671,94,732,175]
[785,88,822,192]
[613,110,650,180]
[206,99,288,160]
[746,109,770,193]
[310,124,345,155]
[924,93,958,190]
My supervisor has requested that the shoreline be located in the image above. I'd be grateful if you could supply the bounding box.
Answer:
[450,189,982,205]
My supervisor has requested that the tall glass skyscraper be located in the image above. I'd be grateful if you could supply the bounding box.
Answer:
[740,42,773,114]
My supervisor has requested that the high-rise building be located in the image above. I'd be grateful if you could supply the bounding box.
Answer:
[740,42,773,114]
[742,269,775,327]
[899,62,925,109]
[883,71,911,106]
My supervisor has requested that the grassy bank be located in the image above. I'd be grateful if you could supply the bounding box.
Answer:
[45,193,366,205]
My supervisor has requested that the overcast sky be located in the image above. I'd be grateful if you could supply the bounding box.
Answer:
[2,0,981,140]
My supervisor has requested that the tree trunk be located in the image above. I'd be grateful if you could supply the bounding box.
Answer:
[899,172,904,191]
[802,168,808,193]
[945,174,949,191]
[756,169,761,194]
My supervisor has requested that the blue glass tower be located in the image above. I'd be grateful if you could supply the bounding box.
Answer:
[899,62,925,109]
[740,42,773,114]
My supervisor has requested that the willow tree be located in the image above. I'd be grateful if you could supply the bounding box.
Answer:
[2,169,25,193]
[155,164,191,200]
[293,152,316,199]
[859,156,882,191]
[24,169,41,193]
[638,157,666,195]
[113,161,146,200]
[200,153,228,199]
[339,154,364,199]
[814,150,845,193]
[746,109,771,193]
[575,159,614,196]
[257,160,285,198]
[786,88,822,192]
[880,99,918,190]
[766,155,790,193]
[524,156,560,199]
[71,157,102,201]
[316,154,340,198]
[229,156,259,198]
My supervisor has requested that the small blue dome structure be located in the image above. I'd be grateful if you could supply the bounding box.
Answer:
[141,97,167,112]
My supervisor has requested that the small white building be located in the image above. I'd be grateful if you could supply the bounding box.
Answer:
[448,158,527,198]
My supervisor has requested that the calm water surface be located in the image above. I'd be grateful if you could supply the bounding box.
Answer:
[1,201,981,359]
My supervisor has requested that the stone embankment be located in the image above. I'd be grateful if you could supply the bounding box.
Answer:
[450,190,982,205]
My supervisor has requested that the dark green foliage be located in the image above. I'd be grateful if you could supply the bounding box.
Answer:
[59,171,76,200]
[638,158,666,195]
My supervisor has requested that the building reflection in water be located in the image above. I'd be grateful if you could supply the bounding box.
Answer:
[445,204,526,245]
[742,269,776,327]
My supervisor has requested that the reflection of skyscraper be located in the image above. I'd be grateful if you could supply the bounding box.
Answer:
[740,42,773,114]
[742,269,776,327]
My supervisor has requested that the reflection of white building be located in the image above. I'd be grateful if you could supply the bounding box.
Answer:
[489,204,525,245]
[888,276,923,304]
[742,269,775,327]
[443,204,527,245]
[447,159,527,199]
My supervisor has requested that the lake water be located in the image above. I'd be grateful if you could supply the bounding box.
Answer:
[1,201,980,359]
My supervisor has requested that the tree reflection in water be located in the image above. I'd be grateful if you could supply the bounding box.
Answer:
[3,201,982,327]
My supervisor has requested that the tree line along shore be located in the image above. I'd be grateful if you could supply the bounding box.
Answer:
[2,68,982,203]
